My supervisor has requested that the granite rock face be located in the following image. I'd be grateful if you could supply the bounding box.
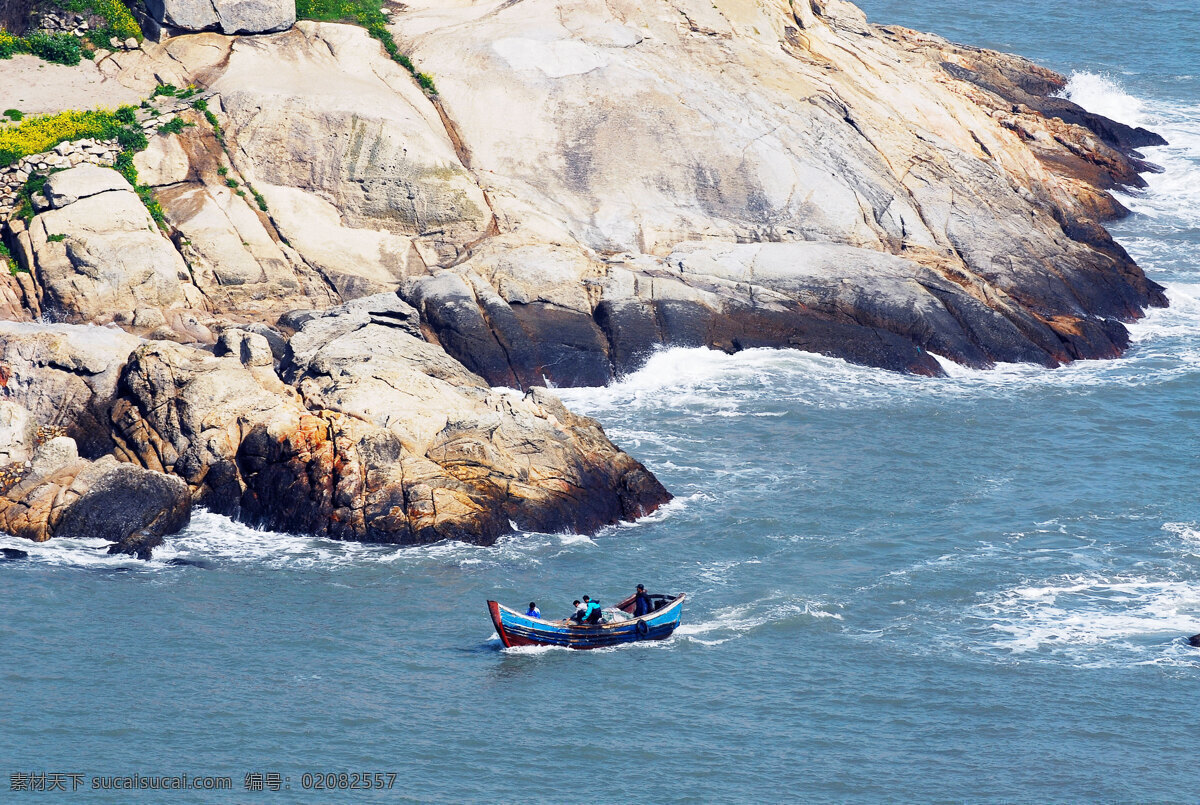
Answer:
[93,8,1167,383]
[26,167,194,324]
[381,0,1166,382]
[0,0,1177,549]
[103,298,668,543]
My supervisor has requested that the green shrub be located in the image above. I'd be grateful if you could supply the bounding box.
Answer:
[157,117,194,135]
[113,150,136,185]
[114,105,137,125]
[3,109,22,121]
[151,84,179,98]
[14,173,50,223]
[216,166,228,176]
[60,0,142,42]
[252,189,268,212]
[46,233,67,242]
[26,33,81,66]
[192,98,208,112]
[138,185,165,228]
[116,126,148,151]
[0,29,25,59]
[225,178,239,189]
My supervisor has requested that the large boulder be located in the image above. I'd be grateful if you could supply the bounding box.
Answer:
[0,454,190,548]
[142,0,295,37]
[0,322,141,456]
[27,167,196,324]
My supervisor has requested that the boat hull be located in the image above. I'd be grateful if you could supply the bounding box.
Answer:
[488,595,685,650]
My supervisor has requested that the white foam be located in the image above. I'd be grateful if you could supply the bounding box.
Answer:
[1062,71,1200,235]
[971,573,1200,661]
[674,595,844,646]
[1061,71,1147,126]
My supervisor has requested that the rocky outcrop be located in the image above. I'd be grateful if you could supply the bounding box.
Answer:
[380,0,1166,381]
[84,9,1169,383]
[0,321,140,456]
[106,296,668,543]
[0,451,190,548]
[0,0,1179,549]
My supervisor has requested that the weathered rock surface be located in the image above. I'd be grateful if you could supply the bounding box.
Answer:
[0,321,140,456]
[89,6,1168,384]
[104,298,668,542]
[211,23,493,270]
[0,452,190,547]
[0,397,190,553]
[27,166,195,324]
[381,0,1166,381]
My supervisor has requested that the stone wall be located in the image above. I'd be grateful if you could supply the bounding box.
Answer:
[1,139,121,223]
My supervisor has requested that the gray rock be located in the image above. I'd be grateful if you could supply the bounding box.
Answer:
[215,328,273,366]
[30,436,79,480]
[144,0,294,35]
[54,460,191,546]
[43,165,133,209]
[0,401,37,465]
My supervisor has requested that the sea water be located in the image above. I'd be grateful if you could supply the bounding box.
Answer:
[3,2,1199,801]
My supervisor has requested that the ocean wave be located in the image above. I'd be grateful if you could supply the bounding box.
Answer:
[1063,71,1200,235]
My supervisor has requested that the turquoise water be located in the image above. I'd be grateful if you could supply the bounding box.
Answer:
[4,3,1200,802]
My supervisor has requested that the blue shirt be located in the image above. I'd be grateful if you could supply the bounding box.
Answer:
[525,607,541,619]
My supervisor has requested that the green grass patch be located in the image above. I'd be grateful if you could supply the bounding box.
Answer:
[295,0,436,94]
[252,189,268,212]
[14,172,51,223]
[46,233,67,242]
[3,109,23,121]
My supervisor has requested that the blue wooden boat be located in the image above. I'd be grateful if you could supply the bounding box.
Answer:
[487,592,685,649]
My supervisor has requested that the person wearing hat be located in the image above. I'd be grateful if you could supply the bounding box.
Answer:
[633,584,653,617]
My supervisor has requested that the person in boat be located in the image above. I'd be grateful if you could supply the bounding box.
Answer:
[525,602,541,619]
[633,584,653,617]
[569,600,586,624]
[582,595,604,625]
